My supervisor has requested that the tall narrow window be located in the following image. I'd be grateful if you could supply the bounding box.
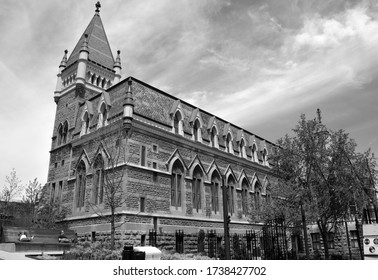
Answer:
[211,172,220,214]
[251,144,258,162]
[93,155,104,205]
[140,197,145,213]
[311,233,321,250]
[262,148,268,166]
[227,176,235,215]
[171,160,184,209]
[141,146,146,167]
[226,133,233,154]
[58,181,63,205]
[210,126,218,148]
[192,167,203,213]
[62,121,68,144]
[173,111,183,135]
[98,103,108,129]
[57,124,63,146]
[254,182,261,211]
[241,179,249,215]
[51,183,56,204]
[240,139,246,158]
[81,112,90,136]
[76,161,86,208]
[193,119,201,142]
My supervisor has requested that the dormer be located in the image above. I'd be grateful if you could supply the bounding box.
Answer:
[169,100,184,136]
[189,108,203,143]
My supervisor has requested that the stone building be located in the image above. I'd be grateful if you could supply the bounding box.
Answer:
[47,4,276,246]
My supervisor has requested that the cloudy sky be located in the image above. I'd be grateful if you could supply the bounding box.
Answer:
[1,0,378,187]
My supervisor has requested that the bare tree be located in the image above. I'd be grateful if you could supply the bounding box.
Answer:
[86,121,133,250]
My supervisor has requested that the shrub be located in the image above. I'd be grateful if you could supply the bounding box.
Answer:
[61,241,122,260]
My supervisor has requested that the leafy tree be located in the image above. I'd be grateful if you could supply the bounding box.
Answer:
[267,111,376,259]
[21,178,43,224]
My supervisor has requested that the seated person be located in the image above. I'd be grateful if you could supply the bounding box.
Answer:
[18,231,34,242]
[58,230,71,243]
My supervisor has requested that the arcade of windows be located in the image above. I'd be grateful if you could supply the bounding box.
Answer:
[169,159,269,217]
[171,109,270,166]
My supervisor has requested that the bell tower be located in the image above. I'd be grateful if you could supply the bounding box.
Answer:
[53,1,122,103]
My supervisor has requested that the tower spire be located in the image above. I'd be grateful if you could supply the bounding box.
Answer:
[54,49,69,103]
[76,34,89,98]
[113,50,122,84]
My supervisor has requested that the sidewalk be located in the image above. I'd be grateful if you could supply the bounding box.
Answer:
[0,250,64,260]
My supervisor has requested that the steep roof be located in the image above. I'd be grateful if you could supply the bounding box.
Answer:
[66,13,115,70]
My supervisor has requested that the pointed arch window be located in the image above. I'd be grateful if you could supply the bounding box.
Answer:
[76,161,86,209]
[173,111,184,136]
[192,166,203,213]
[251,144,258,162]
[262,148,269,166]
[226,133,233,154]
[192,119,202,142]
[57,124,63,146]
[241,179,249,215]
[210,126,219,148]
[211,171,220,214]
[227,176,235,215]
[240,139,247,159]
[81,112,90,136]
[93,155,105,205]
[171,160,184,209]
[97,103,108,129]
[62,121,68,144]
[254,181,261,211]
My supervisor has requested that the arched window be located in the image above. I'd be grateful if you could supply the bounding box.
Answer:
[171,160,184,209]
[210,126,218,148]
[251,144,258,162]
[240,139,246,159]
[241,179,249,215]
[96,76,101,87]
[91,74,96,84]
[226,133,233,154]
[57,124,63,146]
[192,166,203,213]
[227,176,235,215]
[81,112,90,136]
[62,121,68,144]
[254,181,261,211]
[93,155,104,205]
[193,119,202,142]
[76,161,86,209]
[173,111,183,136]
[262,148,269,166]
[97,103,108,129]
[211,171,220,214]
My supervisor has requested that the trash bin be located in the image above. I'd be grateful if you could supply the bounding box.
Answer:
[122,245,134,260]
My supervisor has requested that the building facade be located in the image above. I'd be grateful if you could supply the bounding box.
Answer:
[47,4,275,238]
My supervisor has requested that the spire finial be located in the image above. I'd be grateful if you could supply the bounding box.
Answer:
[60,49,68,68]
[316,108,322,124]
[95,1,101,13]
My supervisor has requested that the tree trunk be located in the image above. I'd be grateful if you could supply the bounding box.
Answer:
[110,208,115,251]
[317,220,329,260]
[300,203,310,259]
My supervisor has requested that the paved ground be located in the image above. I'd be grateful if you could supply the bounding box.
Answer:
[0,250,64,260]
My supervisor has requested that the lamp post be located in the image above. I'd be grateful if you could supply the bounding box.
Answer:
[221,175,231,260]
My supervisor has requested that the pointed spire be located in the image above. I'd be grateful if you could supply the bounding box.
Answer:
[123,77,134,129]
[113,50,122,84]
[66,5,115,70]
[114,50,121,68]
[59,49,68,68]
